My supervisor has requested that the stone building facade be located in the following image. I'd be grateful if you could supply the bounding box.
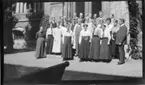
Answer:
[13,1,142,42]
[44,1,130,43]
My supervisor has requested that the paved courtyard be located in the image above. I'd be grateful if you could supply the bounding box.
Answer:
[4,51,143,80]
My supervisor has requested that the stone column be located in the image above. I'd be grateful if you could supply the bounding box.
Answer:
[20,2,23,13]
[16,2,20,13]
[44,2,50,15]
[24,3,27,13]
[37,3,40,12]
[85,2,89,15]
[72,2,76,15]
[34,3,36,12]
[88,2,92,15]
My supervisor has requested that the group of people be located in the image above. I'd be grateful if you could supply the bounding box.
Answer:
[35,11,128,65]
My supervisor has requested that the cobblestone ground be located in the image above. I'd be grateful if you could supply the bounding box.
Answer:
[4,51,142,80]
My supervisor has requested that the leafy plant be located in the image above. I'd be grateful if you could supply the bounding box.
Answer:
[128,0,141,59]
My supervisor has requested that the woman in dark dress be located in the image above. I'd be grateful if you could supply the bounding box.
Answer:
[46,22,54,54]
[110,20,119,59]
[89,22,102,62]
[62,22,73,61]
[79,24,92,62]
[35,26,46,59]
[99,24,111,62]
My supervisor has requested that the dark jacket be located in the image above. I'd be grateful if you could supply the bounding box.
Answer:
[115,24,127,45]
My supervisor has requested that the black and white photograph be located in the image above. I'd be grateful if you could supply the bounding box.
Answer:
[2,0,143,84]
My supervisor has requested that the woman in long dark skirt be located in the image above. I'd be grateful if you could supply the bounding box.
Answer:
[62,22,73,61]
[99,24,111,62]
[35,27,46,59]
[110,20,119,59]
[89,22,102,62]
[79,24,92,62]
[46,23,54,54]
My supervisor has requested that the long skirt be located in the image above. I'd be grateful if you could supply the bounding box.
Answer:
[62,36,73,60]
[79,36,90,60]
[89,35,100,60]
[99,38,111,60]
[35,37,46,58]
[46,35,54,54]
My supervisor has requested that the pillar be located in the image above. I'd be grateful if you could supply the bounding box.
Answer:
[20,2,23,13]
[85,2,89,15]
[16,2,20,13]
[85,2,92,16]
[88,2,92,15]
[34,3,36,12]
[72,2,76,15]
[37,3,40,12]
[24,3,27,13]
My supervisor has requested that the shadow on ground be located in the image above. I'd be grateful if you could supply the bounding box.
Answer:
[3,63,144,84]
[62,70,141,80]
[4,41,36,54]
[4,62,69,84]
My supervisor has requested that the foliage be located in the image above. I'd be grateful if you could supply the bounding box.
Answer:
[39,15,50,31]
[3,2,17,52]
[128,0,141,59]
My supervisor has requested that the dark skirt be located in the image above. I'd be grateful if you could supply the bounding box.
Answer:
[110,39,117,56]
[89,35,100,60]
[79,36,90,60]
[35,37,46,58]
[46,35,54,54]
[99,38,111,60]
[62,36,73,60]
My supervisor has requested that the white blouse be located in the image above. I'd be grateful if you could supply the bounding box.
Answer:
[105,23,114,32]
[111,25,119,33]
[62,30,73,44]
[63,30,73,36]
[60,26,67,36]
[79,29,92,44]
[100,28,111,45]
[93,27,101,37]
[46,28,53,35]
[87,22,94,34]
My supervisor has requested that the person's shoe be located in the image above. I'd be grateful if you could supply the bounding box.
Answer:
[117,62,125,65]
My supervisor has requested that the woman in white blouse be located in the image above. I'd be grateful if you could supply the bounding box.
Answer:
[46,22,54,54]
[79,24,92,62]
[62,22,73,61]
[99,24,111,62]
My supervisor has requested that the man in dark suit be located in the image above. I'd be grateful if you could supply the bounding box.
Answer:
[115,18,127,65]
